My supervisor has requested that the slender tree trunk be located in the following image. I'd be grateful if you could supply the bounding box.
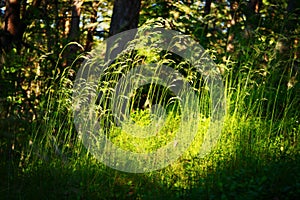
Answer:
[65,0,83,67]
[201,0,212,44]
[4,0,20,38]
[85,1,99,51]
[68,0,82,41]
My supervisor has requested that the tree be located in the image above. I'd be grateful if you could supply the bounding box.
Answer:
[68,0,82,41]
[85,1,99,51]
[109,0,141,36]
[106,0,141,60]
[0,0,42,52]
[1,0,21,52]
[65,0,83,67]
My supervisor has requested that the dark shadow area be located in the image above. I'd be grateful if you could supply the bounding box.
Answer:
[1,147,300,199]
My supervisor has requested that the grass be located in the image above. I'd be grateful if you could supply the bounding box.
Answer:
[1,31,300,199]
[1,115,299,199]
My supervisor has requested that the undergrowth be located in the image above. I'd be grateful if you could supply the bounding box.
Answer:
[1,27,300,199]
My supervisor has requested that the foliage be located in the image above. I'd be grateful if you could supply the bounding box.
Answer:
[1,0,300,199]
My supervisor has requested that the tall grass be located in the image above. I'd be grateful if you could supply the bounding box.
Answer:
[1,29,300,199]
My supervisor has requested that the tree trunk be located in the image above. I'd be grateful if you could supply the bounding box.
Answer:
[1,0,21,51]
[109,0,141,36]
[64,0,83,67]
[106,0,141,61]
[97,0,141,127]
[4,0,20,38]
[68,0,82,41]
[85,1,99,51]
[0,0,42,53]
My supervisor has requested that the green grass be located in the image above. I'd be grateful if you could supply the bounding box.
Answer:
[1,116,299,199]
[1,34,300,199]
